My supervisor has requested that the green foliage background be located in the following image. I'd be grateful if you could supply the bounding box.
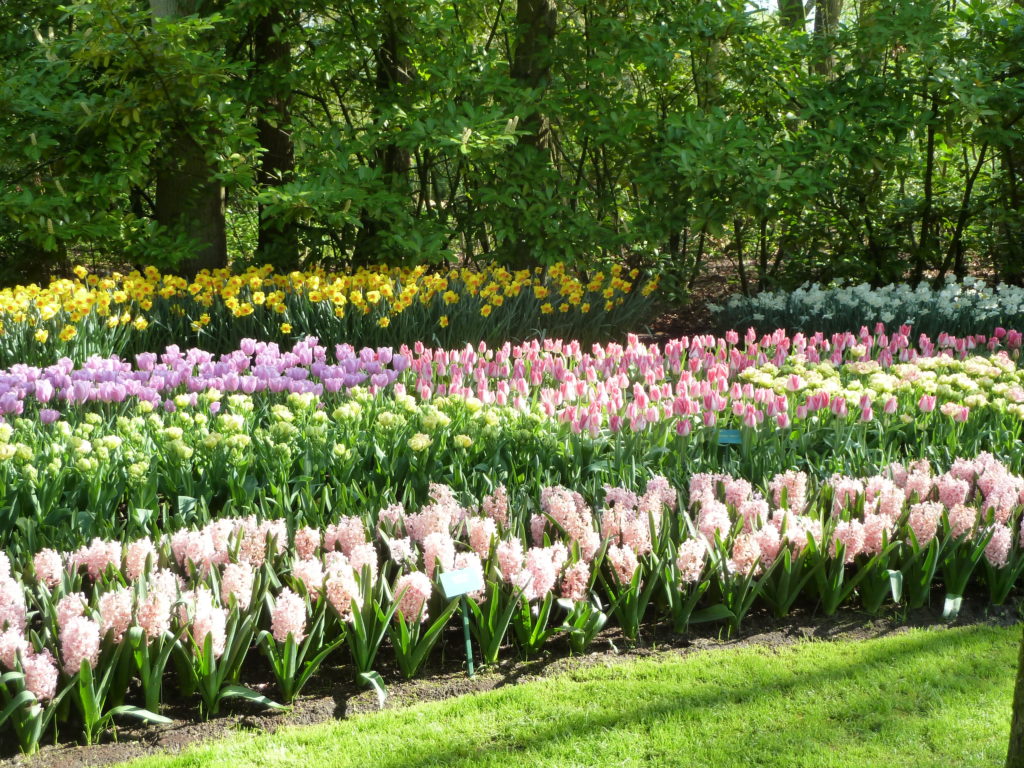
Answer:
[1,0,1021,293]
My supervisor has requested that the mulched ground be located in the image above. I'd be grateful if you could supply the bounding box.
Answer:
[644,258,735,342]
[4,598,1019,768]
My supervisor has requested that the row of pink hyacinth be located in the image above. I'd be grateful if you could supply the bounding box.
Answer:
[690,452,1024,574]
[1,324,1021,428]
[2,452,1023,724]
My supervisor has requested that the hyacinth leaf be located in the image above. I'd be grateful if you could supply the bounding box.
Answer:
[103,705,173,725]
[218,685,286,710]
[77,660,99,738]
[513,591,559,656]
[887,570,903,603]
[558,600,608,653]
[357,671,387,709]
[941,526,995,606]
[293,636,346,699]
[667,580,710,634]
[178,496,197,517]
[0,689,35,727]
[0,671,24,686]
[467,582,524,665]
[689,604,734,624]
[761,548,819,618]
[942,594,963,620]
[393,598,460,679]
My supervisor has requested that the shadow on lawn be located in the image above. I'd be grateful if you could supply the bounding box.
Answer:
[320,626,1013,768]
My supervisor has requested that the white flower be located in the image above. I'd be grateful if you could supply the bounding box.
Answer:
[408,433,432,452]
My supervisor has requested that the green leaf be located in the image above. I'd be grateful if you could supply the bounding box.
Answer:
[689,604,734,624]
[887,569,903,603]
[0,689,36,726]
[218,685,286,710]
[357,671,387,709]
[105,705,173,724]
[178,496,197,519]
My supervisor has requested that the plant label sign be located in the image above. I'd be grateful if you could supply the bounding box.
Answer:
[718,429,743,446]
[440,568,484,600]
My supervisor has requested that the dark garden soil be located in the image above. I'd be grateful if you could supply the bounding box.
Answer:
[4,598,1019,768]
[645,257,735,342]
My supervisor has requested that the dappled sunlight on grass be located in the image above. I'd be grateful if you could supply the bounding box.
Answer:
[124,624,1018,768]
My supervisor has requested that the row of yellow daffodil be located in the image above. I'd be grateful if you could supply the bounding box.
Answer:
[0,262,658,365]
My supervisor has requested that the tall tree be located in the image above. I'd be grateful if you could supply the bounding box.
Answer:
[149,0,227,275]
[508,0,557,265]
[253,4,299,270]
[510,0,557,155]
[778,0,806,32]
[354,0,415,264]
[812,0,842,76]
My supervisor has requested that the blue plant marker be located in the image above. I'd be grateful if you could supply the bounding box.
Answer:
[718,429,743,446]
[440,567,484,678]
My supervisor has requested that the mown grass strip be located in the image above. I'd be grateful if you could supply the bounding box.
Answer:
[124,624,1019,768]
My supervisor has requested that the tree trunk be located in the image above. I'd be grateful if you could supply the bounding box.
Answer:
[813,0,843,77]
[375,6,413,184]
[254,8,299,271]
[505,0,557,267]
[939,143,988,281]
[510,0,557,155]
[355,0,413,264]
[1001,146,1024,284]
[734,219,750,296]
[915,91,938,282]
[779,0,806,31]
[149,0,226,276]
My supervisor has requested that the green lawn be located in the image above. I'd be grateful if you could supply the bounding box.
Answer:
[125,625,1019,768]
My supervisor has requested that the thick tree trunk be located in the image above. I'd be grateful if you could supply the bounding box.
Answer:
[254,8,299,271]
[508,0,557,267]
[510,0,557,155]
[375,8,413,183]
[1001,145,1024,284]
[149,0,226,276]
[154,135,227,275]
[813,0,843,77]
[779,0,806,32]
[355,1,413,264]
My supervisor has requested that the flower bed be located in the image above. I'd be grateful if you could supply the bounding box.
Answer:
[1,456,1022,752]
[1,328,1023,555]
[1,317,1024,754]
[0,263,657,366]
[711,277,1024,338]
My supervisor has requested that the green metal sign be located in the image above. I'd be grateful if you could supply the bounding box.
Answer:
[717,429,743,445]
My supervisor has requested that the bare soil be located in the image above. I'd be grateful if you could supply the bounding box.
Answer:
[645,257,736,342]
[4,600,1019,768]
